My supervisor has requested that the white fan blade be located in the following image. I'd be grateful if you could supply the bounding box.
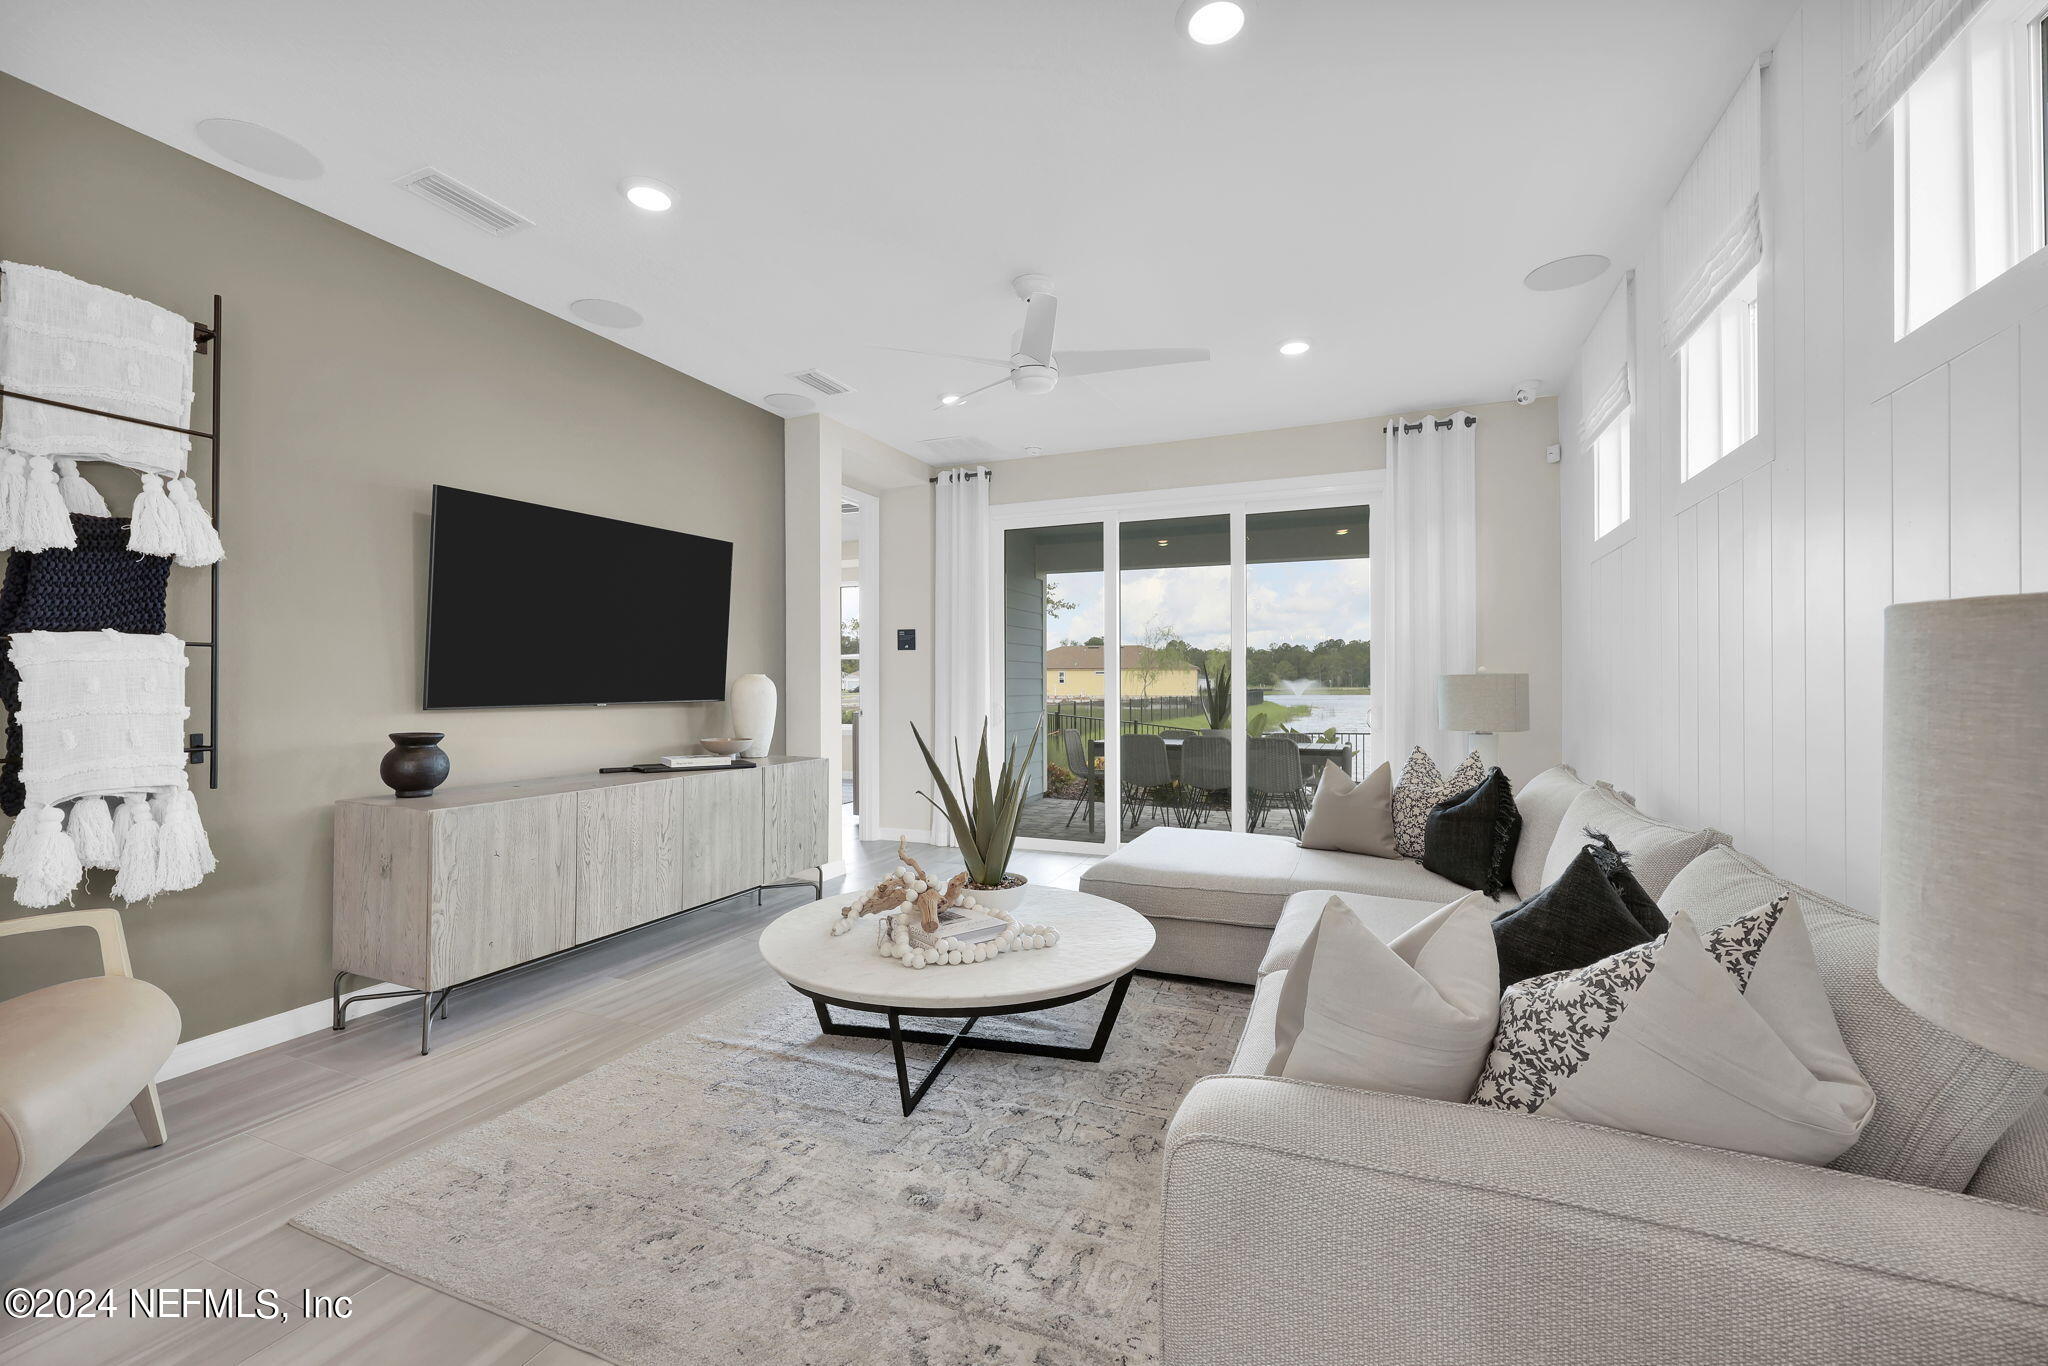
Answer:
[1018,292,1058,363]
[1054,347,1211,377]
[932,375,1012,409]
[875,345,1011,369]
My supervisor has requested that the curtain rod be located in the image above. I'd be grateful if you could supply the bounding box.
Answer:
[928,468,993,484]
[1384,415,1478,435]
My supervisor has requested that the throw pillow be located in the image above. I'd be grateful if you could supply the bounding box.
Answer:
[1539,783,1729,898]
[1270,891,1501,1100]
[1392,746,1484,859]
[1508,764,1590,899]
[1298,760,1398,858]
[1421,768,1521,898]
[1490,834,1668,987]
[1472,897,1876,1165]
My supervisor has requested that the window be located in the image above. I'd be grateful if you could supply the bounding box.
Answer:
[1893,0,2045,335]
[1593,410,1632,539]
[1677,266,1759,479]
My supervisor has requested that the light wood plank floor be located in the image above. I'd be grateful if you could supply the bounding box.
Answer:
[0,837,1099,1364]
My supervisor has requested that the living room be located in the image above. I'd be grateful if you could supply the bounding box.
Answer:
[1,1,2044,1362]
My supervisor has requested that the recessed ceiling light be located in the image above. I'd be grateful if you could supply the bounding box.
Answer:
[761,392,816,416]
[195,118,324,179]
[939,393,965,406]
[1522,254,1612,291]
[620,178,675,213]
[1279,338,1311,356]
[569,298,643,329]
[1179,0,1246,44]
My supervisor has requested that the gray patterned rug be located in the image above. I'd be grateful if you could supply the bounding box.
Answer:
[293,973,1249,1365]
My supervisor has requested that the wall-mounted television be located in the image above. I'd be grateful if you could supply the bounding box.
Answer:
[423,486,733,709]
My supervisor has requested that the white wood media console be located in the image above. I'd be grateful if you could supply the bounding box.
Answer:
[330,755,830,1052]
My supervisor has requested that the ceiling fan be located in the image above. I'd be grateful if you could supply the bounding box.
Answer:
[885,274,1210,408]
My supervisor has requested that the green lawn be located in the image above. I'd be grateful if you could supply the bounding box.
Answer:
[1150,700,1312,731]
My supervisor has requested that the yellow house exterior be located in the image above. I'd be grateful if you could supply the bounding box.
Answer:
[1044,645,1200,699]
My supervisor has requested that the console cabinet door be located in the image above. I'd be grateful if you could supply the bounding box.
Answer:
[577,780,688,941]
[428,793,578,987]
[682,765,764,908]
[762,759,830,885]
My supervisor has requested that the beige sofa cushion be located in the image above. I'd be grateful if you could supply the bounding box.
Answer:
[0,974,179,1208]
[1663,844,2048,1191]
[1078,827,1471,932]
[1542,785,1729,898]
[1259,889,1446,977]
[1509,765,1590,898]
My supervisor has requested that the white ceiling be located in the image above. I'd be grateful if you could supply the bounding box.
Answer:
[2,0,1795,461]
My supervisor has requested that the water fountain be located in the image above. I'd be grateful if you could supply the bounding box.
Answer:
[1280,678,1319,695]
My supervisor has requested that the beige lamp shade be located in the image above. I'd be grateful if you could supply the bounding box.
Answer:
[1880,592,2048,1069]
[1437,672,1529,734]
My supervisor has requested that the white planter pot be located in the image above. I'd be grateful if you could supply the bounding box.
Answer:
[730,674,777,758]
[966,875,1029,915]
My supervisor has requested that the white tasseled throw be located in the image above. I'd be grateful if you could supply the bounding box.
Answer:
[0,630,214,907]
[0,262,222,565]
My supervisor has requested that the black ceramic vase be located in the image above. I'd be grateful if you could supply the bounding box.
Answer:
[380,732,450,798]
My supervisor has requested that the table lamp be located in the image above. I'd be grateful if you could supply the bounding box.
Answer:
[1436,671,1529,772]
[1880,592,2048,1069]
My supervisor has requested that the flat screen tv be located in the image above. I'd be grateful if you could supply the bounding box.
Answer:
[424,486,733,709]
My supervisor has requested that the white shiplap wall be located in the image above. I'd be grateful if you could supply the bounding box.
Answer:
[1561,0,2048,913]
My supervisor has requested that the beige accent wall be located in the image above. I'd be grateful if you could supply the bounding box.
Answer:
[0,74,786,1040]
[865,399,1564,832]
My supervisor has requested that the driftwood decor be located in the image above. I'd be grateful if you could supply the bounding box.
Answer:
[832,838,1061,970]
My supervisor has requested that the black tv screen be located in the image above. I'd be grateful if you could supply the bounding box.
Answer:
[423,486,732,709]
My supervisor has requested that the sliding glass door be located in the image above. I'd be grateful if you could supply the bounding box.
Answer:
[996,477,1379,855]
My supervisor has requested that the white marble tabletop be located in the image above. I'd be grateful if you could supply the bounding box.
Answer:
[757,886,1155,1011]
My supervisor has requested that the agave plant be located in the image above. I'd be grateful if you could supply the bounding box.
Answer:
[911,720,1042,890]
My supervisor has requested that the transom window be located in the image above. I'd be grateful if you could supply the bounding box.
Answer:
[1893,0,2047,336]
[1677,266,1759,480]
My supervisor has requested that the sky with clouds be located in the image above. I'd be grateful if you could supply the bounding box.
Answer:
[1046,558,1371,650]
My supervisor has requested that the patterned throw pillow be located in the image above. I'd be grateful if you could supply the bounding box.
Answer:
[1469,895,1875,1166]
[1474,899,1780,1114]
[1392,746,1484,860]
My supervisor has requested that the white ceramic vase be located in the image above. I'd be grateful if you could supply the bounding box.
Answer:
[730,674,777,758]
[969,876,1029,915]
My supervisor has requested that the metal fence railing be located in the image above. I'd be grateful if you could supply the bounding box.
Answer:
[1043,706,1372,782]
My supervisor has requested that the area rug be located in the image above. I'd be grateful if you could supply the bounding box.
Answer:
[292,972,1250,1365]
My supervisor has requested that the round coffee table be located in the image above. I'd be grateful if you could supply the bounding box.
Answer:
[758,885,1156,1114]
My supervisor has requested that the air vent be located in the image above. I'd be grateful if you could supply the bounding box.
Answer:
[397,168,532,236]
[787,368,855,397]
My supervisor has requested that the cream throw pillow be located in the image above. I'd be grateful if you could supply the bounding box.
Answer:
[1298,760,1399,858]
[1472,897,1876,1165]
[1268,891,1501,1100]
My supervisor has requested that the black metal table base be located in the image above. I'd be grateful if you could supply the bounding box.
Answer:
[795,970,1137,1115]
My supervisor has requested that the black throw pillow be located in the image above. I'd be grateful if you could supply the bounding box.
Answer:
[1490,833,1671,989]
[1421,767,1521,898]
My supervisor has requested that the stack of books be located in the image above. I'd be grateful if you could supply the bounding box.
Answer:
[658,754,741,769]
[906,904,1009,952]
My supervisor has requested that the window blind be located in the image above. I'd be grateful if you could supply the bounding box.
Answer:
[1577,273,1634,444]
[1660,66,1763,351]
[1848,0,1991,143]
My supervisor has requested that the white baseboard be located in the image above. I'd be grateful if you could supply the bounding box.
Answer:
[157,979,411,1083]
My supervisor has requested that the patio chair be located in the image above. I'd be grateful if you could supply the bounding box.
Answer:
[1179,734,1233,829]
[1248,735,1312,836]
[1120,733,1183,829]
[1057,728,1103,833]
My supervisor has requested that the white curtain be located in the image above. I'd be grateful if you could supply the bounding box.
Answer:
[1660,65,1763,351]
[1849,0,1990,143]
[930,466,992,843]
[1379,414,1477,769]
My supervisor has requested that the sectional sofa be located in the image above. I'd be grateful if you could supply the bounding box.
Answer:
[1080,766,2048,1364]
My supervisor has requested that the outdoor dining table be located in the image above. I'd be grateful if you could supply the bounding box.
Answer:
[1086,736,1355,781]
